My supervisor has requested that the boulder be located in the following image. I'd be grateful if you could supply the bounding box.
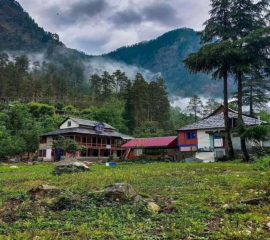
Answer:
[52,158,89,175]
[84,161,95,167]
[105,183,137,201]
[134,195,144,202]
[147,202,160,214]
[28,185,65,201]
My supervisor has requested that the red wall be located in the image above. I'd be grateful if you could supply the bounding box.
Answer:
[178,131,198,146]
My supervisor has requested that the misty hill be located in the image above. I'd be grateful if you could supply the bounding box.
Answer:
[0,0,90,60]
[103,29,227,97]
[0,0,228,98]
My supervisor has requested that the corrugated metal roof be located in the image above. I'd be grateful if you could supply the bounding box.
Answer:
[122,136,177,148]
[41,127,133,140]
[178,112,265,131]
[69,117,115,130]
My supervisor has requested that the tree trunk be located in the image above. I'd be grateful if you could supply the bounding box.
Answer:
[224,71,234,159]
[237,71,249,162]
[250,83,253,116]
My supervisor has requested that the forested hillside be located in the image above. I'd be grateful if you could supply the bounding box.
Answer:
[104,29,230,97]
[0,0,230,99]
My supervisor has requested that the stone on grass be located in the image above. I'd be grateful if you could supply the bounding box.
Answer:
[28,185,73,209]
[9,165,18,169]
[134,195,143,202]
[52,158,89,175]
[265,222,270,230]
[147,202,160,214]
[105,183,137,201]
[222,204,230,209]
[28,185,66,201]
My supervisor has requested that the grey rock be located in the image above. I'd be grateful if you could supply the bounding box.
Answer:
[28,185,65,201]
[52,158,89,175]
[105,183,137,201]
[134,195,143,202]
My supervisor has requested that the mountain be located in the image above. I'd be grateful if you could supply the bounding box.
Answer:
[103,28,229,97]
[0,0,230,98]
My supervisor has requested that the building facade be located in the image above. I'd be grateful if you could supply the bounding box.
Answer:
[177,106,267,154]
[39,117,133,161]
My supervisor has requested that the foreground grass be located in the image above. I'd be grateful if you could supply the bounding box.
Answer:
[0,162,269,240]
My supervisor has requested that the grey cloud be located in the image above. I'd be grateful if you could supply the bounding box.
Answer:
[42,0,108,26]
[70,0,108,19]
[109,10,142,27]
[142,3,179,26]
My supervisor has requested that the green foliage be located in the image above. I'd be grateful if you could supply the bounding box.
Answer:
[252,146,270,158]
[0,162,269,239]
[253,156,270,171]
[27,102,55,118]
[53,136,85,156]
[236,119,270,144]
[258,110,270,123]
[133,121,165,138]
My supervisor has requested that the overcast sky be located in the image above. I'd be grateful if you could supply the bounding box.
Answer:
[17,0,211,55]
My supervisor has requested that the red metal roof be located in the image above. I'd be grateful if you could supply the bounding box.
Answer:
[122,136,177,148]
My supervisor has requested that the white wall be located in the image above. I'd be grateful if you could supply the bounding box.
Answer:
[197,129,214,149]
[60,119,79,129]
[46,149,52,161]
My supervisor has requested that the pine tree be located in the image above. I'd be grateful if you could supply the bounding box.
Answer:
[187,95,204,122]
[230,0,270,161]
[202,98,221,117]
[131,73,149,127]
[184,0,235,159]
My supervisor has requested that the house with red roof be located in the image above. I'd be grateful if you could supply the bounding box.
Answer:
[121,136,178,160]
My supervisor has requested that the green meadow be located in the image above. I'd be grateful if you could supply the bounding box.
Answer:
[0,162,269,240]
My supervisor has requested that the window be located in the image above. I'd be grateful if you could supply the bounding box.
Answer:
[39,137,47,144]
[185,131,196,140]
[106,138,111,145]
[67,121,71,127]
[38,150,46,158]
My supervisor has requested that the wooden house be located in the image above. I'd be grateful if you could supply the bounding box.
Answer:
[39,117,133,161]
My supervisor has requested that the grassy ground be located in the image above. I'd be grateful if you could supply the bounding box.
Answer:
[0,162,269,240]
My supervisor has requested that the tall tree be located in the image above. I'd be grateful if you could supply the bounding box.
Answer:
[131,73,149,127]
[184,0,235,159]
[202,98,221,117]
[230,0,270,161]
[187,95,203,122]
[232,71,270,116]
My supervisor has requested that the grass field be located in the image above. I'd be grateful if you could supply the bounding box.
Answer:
[0,162,269,240]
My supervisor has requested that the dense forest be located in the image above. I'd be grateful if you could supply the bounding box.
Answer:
[0,52,197,158]
[0,0,235,98]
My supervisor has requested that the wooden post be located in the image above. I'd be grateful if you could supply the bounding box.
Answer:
[98,148,101,159]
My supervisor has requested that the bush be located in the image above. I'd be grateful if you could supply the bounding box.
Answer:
[253,156,270,171]
[252,146,270,158]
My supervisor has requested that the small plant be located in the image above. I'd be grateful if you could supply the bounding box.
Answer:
[253,156,270,171]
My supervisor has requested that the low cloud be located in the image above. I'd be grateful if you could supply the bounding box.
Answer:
[18,0,211,54]
[85,57,161,81]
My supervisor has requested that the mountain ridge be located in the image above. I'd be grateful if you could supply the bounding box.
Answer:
[0,0,228,97]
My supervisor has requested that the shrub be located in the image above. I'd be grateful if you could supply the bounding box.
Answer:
[253,156,270,171]
[252,146,270,158]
